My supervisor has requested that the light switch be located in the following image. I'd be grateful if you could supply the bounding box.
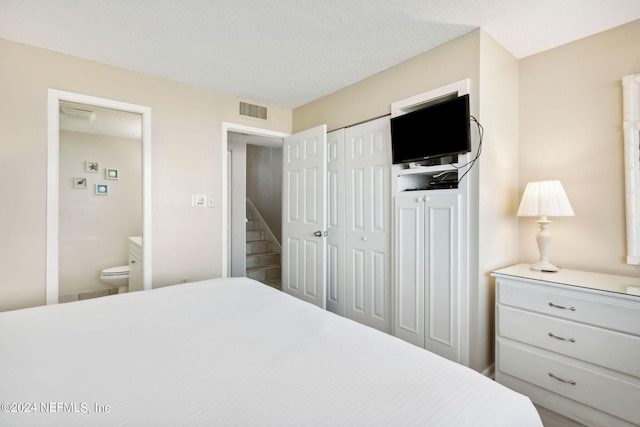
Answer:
[207,196,215,208]
[192,194,206,207]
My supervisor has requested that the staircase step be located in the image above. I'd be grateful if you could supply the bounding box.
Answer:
[246,229,266,242]
[246,219,260,231]
[247,240,273,255]
[246,252,281,269]
[245,202,281,291]
[247,264,281,282]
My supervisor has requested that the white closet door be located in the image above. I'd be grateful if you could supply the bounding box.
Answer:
[326,129,346,316]
[344,117,391,333]
[424,193,460,361]
[282,125,327,309]
[394,192,461,361]
[394,195,425,346]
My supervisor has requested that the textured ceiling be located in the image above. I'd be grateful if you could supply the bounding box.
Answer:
[2,0,639,108]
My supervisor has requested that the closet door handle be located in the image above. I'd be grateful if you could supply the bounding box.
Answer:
[548,302,576,311]
[548,332,575,342]
[313,231,328,237]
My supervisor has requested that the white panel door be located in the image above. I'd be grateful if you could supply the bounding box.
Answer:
[344,117,391,333]
[394,195,425,346]
[326,129,346,316]
[282,125,327,309]
[424,193,460,361]
[393,192,461,362]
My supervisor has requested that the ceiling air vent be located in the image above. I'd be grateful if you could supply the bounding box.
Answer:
[239,101,267,120]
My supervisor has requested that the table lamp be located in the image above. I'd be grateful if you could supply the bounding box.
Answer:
[517,180,574,272]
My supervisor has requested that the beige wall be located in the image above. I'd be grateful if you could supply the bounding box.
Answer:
[0,38,291,311]
[519,19,640,276]
[475,31,520,371]
[59,130,142,297]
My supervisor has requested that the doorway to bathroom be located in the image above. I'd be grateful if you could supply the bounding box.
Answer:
[46,90,152,305]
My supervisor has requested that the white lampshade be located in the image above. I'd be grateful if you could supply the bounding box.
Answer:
[517,180,574,218]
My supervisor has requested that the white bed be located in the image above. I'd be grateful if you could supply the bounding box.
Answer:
[0,277,542,426]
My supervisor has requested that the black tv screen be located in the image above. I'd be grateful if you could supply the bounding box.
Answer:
[391,94,470,164]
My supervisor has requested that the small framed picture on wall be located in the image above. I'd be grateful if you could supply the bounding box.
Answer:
[85,161,99,173]
[105,168,119,180]
[73,177,88,189]
[95,184,109,195]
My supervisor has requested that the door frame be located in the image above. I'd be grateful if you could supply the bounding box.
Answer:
[221,122,288,277]
[46,89,152,304]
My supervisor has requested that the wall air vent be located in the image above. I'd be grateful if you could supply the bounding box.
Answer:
[239,101,268,120]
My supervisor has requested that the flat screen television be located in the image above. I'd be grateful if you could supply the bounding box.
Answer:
[390,94,470,164]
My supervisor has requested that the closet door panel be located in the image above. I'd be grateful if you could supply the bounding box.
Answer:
[424,194,460,361]
[371,249,387,322]
[372,165,386,231]
[393,196,425,347]
[344,117,391,333]
[351,248,366,314]
[326,129,345,315]
[351,168,365,230]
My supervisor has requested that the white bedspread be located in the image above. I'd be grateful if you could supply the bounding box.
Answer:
[0,278,542,426]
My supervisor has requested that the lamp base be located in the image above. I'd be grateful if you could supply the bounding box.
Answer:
[530,260,559,272]
[530,217,560,272]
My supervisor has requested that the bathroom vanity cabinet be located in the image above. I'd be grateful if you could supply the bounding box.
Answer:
[128,237,143,292]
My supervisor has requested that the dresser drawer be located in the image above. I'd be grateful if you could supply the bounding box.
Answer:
[497,278,640,335]
[497,340,640,425]
[498,305,640,377]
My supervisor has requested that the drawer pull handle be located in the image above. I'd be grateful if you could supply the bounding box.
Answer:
[548,302,576,311]
[548,372,576,385]
[548,332,575,342]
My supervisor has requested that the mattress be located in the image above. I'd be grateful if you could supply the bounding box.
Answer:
[0,277,542,426]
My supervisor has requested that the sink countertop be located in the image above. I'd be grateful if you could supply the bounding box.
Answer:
[128,236,142,248]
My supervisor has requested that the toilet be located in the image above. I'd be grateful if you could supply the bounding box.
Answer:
[100,265,129,293]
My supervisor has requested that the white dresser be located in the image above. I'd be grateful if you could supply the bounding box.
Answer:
[492,264,640,427]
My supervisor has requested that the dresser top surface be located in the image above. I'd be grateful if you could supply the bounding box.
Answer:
[492,264,640,299]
